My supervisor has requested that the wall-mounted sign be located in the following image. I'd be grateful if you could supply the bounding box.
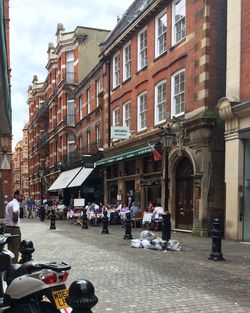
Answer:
[74,198,85,207]
[111,126,130,139]
[141,179,161,187]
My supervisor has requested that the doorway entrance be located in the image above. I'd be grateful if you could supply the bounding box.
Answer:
[243,140,250,241]
[175,157,194,230]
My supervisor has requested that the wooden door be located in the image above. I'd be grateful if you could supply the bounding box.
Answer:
[175,157,194,230]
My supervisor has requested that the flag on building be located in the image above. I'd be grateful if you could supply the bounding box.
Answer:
[147,143,162,161]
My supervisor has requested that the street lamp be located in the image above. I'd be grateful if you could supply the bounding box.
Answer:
[160,125,175,211]
[39,169,44,204]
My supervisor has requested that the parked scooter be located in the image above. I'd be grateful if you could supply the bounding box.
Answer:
[0,233,71,312]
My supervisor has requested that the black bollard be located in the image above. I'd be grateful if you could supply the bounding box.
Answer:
[123,212,133,240]
[50,209,56,230]
[66,279,98,313]
[101,210,109,234]
[82,208,88,229]
[209,218,225,261]
[162,213,171,241]
[40,205,45,222]
[19,240,35,264]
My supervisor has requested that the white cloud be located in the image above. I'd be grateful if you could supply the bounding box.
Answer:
[10,0,133,148]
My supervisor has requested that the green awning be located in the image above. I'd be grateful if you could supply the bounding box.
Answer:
[96,146,152,166]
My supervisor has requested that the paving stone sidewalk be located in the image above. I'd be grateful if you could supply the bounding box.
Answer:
[21,219,250,313]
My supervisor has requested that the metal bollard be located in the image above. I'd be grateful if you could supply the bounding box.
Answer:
[40,205,45,222]
[19,240,35,264]
[101,210,109,234]
[82,208,88,229]
[123,212,133,240]
[162,213,171,241]
[66,279,98,313]
[50,209,56,230]
[209,217,225,261]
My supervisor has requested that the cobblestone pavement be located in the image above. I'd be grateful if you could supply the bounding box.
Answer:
[21,219,250,313]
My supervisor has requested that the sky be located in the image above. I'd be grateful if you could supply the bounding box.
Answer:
[10,0,134,148]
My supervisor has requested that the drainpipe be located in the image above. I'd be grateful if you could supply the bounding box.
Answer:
[106,58,111,148]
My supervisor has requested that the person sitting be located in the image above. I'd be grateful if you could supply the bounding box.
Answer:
[93,203,103,226]
[145,201,154,213]
[130,202,139,219]
[152,202,164,231]
[56,201,66,219]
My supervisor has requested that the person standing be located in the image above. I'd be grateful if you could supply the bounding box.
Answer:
[5,190,24,262]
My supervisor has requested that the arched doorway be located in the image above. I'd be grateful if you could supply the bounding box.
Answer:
[175,157,194,230]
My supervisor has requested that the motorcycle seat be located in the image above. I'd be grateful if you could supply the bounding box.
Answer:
[5,261,71,285]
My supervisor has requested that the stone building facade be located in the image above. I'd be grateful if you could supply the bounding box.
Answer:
[218,0,250,241]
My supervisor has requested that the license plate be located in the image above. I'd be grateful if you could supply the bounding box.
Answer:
[52,289,71,311]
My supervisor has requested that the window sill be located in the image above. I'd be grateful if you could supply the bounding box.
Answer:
[136,65,148,75]
[122,77,132,85]
[154,50,168,62]
[154,120,166,127]
[112,84,120,92]
[137,128,147,134]
[170,37,186,51]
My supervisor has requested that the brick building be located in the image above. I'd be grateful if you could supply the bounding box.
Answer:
[28,0,227,236]
[218,0,250,240]
[0,0,12,218]
[13,124,29,197]
[97,0,227,235]
[27,24,110,202]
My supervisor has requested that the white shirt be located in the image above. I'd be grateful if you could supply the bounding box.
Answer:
[5,198,20,227]
[153,206,164,219]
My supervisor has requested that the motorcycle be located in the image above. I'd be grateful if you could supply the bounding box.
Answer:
[0,233,72,313]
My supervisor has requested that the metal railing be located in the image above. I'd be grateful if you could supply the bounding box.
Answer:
[37,132,49,149]
[61,140,103,166]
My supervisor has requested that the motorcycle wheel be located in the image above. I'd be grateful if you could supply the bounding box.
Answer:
[39,301,59,313]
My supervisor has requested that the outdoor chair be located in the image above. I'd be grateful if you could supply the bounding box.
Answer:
[132,211,143,228]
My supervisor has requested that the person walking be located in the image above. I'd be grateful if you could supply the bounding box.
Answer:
[5,190,24,262]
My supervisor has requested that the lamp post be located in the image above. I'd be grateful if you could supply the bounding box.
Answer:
[160,125,175,211]
[39,169,44,203]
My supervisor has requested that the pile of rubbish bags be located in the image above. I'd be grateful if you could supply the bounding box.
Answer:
[131,230,182,251]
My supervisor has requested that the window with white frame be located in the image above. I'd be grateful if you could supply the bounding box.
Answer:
[66,51,74,82]
[137,92,147,131]
[67,132,75,162]
[113,53,120,88]
[112,108,120,126]
[172,0,186,45]
[123,42,131,81]
[155,11,167,57]
[95,78,100,107]
[87,129,91,152]
[79,95,83,120]
[155,80,166,125]
[138,27,147,70]
[123,101,131,129]
[95,123,100,146]
[87,88,91,114]
[67,95,74,125]
[171,69,185,116]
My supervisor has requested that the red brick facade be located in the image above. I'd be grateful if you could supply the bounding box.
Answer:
[27,0,227,235]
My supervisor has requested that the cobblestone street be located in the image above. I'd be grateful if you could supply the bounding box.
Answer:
[21,219,250,313]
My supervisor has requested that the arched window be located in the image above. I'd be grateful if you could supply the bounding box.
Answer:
[79,136,83,156]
